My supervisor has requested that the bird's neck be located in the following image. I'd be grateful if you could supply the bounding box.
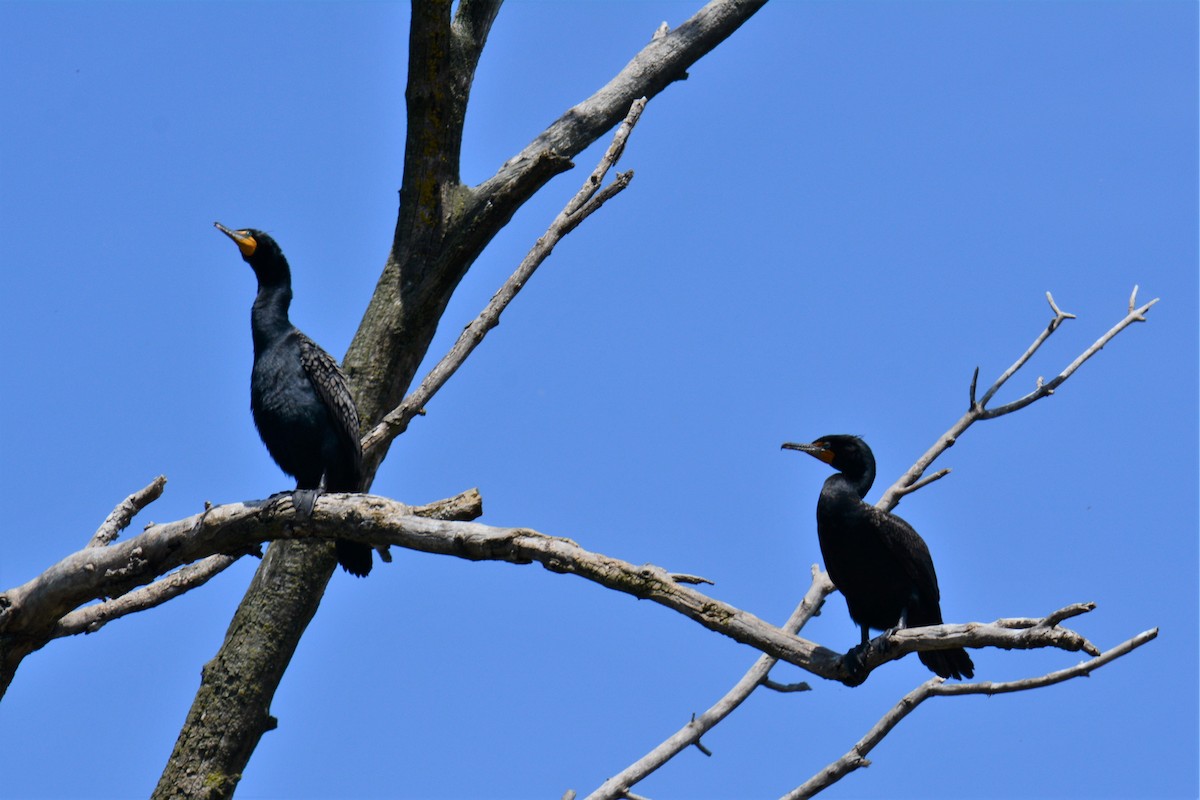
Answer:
[823,466,875,503]
[251,283,294,355]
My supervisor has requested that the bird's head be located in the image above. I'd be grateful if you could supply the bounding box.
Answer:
[214,222,289,286]
[781,434,875,480]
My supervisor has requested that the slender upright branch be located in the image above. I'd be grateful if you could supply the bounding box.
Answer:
[585,567,834,800]
[878,288,1157,510]
[361,99,646,460]
[977,291,1076,408]
[348,1,768,456]
[981,287,1158,418]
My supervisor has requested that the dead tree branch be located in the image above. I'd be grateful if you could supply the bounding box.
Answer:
[878,288,1158,510]
[361,98,646,460]
[162,4,770,791]
[585,566,833,800]
[0,488,482,698]
[0,488,1117,705]
[784,627,1159,800]
[88,476,167,548]
[53,554,239,639]
[590,288,1158,799]
[155,7,771,793]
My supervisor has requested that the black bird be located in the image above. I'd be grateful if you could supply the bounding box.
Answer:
[215,222,372,577]
[782,435,973,680]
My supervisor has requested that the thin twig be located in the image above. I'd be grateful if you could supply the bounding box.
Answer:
[852,605,1104,674]
[585,289,1157,799]
[977,291,1076,409]
[53,554,238,637]
[1041,601,1096,627]
[877,288,1158,509]
[890,468,950,501]
[981,287,1159,418]
[783,627,1158,800]
[88,476,167,548]
[584,567,835,800]
[360,98,648,463]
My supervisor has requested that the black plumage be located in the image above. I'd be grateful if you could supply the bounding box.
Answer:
[215,222,371,577]
[782,435,973,679]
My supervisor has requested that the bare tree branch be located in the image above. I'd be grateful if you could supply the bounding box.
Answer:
[890,468,950,500]
[361,98,647,460]
[88,476,167,548]
[56,488,486,642]
[483,0,768,210]
[0,489,483,698]
[2,490,1108,702]
[981,286,1159,418]
[53,554,239,639]
[784,627,1159,800]
[849,605,1102,676]
[975,290,1077,409]
[878,288,1158,510]
[160,4,772,790]
[585,566,834,800]
[588,287,1159,799]
[349,1,768,462]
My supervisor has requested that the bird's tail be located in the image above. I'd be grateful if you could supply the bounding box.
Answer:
[336,539,373,577]
[919,647,975,680]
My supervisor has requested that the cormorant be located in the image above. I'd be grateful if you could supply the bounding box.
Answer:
[215,222,372,577]
[782,435,973,680]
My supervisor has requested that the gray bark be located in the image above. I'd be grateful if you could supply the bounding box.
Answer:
[151,2,767,797]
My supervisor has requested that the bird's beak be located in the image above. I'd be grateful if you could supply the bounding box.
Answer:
[214,221,257,258]
[781,441,835,464]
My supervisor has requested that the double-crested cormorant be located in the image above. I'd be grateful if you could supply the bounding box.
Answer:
[782,435,973,679]
[215,222,372,577]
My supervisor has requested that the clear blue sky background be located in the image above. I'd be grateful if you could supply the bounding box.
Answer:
[1,2,1196,799]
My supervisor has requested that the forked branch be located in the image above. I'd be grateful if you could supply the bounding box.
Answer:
[784,627,1159,799]
[879,287,1158,510]
[591,287,1158,799]
[585,566,834,800]
[2,492,1107,701]
[360,98,647,463]
[0,488,483,698]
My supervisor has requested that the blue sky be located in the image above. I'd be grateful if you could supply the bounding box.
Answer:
[1,2,1196,798]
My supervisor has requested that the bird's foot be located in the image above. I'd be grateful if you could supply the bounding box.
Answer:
[841,642,871,687]
[292,488,320,519]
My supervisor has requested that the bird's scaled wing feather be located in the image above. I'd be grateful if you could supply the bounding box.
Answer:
[863,505,941,602]
[297,333,363,467]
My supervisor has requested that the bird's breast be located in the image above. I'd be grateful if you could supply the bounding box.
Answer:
[251,344,320,420]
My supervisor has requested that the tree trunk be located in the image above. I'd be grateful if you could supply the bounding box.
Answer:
[153,2,766,796]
